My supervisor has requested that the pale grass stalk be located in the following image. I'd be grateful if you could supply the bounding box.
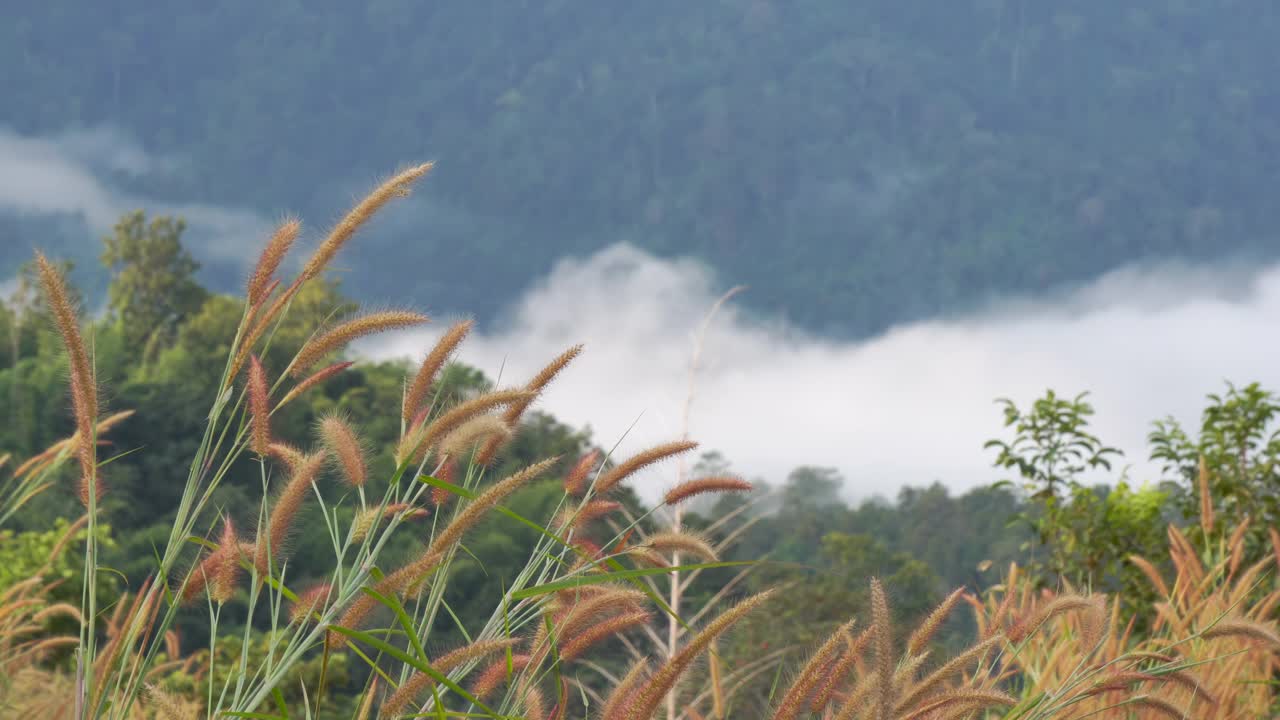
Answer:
[292,310,429,377]
[248,355,271,455]
[622,590,775,720]
[319,414,367,488]
[300,163,433,282]
[475,344,583,466]
[770,621,855,720]
[402,318,473,424]
[246,218,300,306]
[276,361,353,409]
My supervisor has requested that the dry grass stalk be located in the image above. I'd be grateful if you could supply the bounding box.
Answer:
[475,344,583,466]
[619,589,774,720]
[399,389,534,465]
[266,442,305,469]
[595,440,699,495]
[254,452,327,577]
[663,476,753,506]
[472,654,532,700]
[276,360,354,409]
[246,218,300,306]
[641,531,719,563]
[248,355,272,455]
[333,459,559,645]
[558,499,620,531]
[289,583,333,625]
[808,630,860,713]
[770,621,855,720]
[380,638,518,717]
[563,450,601,496]
[300,163,433,283]
[870,578,894,720]
[401,319,473,424]
[292,310,429,377]
[438,414,511,460]
[350,503,428,543]
[601,659,652,720]
[36,252,99,506]
[908,587,967,657]
[319,414,366,487]
[559,610,653,661]
[1198,455,1214,537]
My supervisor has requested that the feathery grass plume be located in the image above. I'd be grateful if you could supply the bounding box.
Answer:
[403,389,536,465]
[301,163,434,282]
[254,451,327,577]
[1197,455,1214,536]
[334,458,559,645]
[267,442,305,469]
[602,658,652,720]
[551,586,649,637]
[380,638,519,717]
[1086,670,1159,694]
[277,360,354,409]
[472,654,531,700]
[908,587,967,657]
[350,503,428,543]
[33,602,84,625]
[1201,618,1280,646]
[227,282,298,384]
[905,689,1016,719]
[595,440,699,495]
[558,499,620,530]
[183,515,238,604]
[895,635,1003,714]
[431,460,456,506]
[145,682,198,720]
[524,685,548,720]
[641,531,719,562]
[1119,696,1194,720]
[869,578,895,720]
[438,414,511,459]
[1130,554,1171,598]
[563,450,601,496]
[809,629,863,713]
[402,318,473,424]
[292,310,429,377]
[289,583,333,625]
[771,621,856,720]
[560,610,653,661]
[246,218,300,306]
[1159,668,1218,707]
[248,355,272,455]
[209,518,243,604]
[1006,595,1096,644]
[35,252,99,506]
[832,676,877,720]
[1227,518,1250,577]
[663,476,753,506]
[624,589,775,720]
[319,414,366,487]
[426,456,559,560]
[475,344,583,466]
[628,547,671,569]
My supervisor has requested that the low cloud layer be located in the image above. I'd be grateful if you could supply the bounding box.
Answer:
[364,244,1280,502]
[0,127,268,266]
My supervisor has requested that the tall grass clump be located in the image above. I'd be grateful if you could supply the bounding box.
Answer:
[23,163,771,719]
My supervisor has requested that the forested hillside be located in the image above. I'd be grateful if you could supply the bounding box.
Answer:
[5,1,1279,334]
